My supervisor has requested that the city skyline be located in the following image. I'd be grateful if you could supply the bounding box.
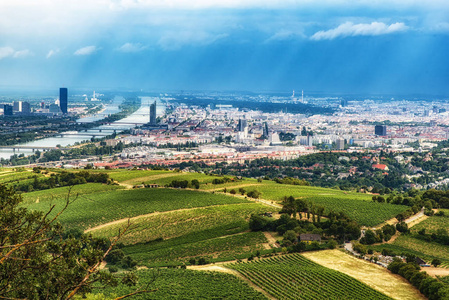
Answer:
[0,1,448,95]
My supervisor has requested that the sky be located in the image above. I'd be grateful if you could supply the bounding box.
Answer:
[1,0,449,95]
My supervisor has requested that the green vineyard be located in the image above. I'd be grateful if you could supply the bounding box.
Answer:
[96,268,267,299]
[228,253,392,300]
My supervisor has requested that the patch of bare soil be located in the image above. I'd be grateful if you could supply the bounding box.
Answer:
[423,267,449,278]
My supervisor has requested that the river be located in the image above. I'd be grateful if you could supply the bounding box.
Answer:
[0,96,164,160]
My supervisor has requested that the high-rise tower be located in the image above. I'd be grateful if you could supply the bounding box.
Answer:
[238,119,247,132]
[59,88,68,114]
[150,101,157,125]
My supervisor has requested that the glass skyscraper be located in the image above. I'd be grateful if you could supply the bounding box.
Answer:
[59,88,68,114]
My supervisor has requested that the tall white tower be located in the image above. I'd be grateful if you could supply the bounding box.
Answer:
[301,90,304,103]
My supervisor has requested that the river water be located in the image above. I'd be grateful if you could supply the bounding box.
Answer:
[0,96,164,160]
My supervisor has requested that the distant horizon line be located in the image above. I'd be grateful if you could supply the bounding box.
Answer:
[0,85,447,99]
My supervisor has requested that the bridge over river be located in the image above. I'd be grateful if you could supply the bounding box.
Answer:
[0,146,70,152]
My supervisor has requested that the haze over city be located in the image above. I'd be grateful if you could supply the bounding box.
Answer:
[1,0,449,94]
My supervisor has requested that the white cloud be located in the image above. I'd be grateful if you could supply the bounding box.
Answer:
[74,45,98,55]
[0,47,15,59]
[311,21,408,40]
[157,31,228,50]
[0,47,32,59]
[13,49,32,58]
[46,49,60,58]
[117,42,147,53]
[265,29,306,42]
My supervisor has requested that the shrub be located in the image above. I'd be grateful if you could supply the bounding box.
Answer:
[396,222,409,233]
[249,214,271,231]
[247,190,261,199]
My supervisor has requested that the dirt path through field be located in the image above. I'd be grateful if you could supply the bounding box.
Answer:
[379,208,426,229]
[187,264,276,300]
[303,250,425,300]
[117,182,134,189]
[374,210,428,245]
[263,232,279,248]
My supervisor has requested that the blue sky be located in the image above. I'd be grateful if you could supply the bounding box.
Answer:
[1,0,449,95]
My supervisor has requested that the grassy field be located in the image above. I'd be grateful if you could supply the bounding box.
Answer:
[228,253,392,300]
[97,268,267,299]
[101,169,408,227]
[371,211,449,268]
[303,250,425,300]
[371,236,449,268]
[123,231,268,267]
[10,168,424,297]
[89,203,271,245]
[20,183,124,204]
[410,209,449,234]
[105,169,227,187]
[90,203,272,266]
[0,169,42,186]
[23,186,252,230]
[209,180,406,227]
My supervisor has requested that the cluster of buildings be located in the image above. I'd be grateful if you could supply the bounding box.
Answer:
[53,96,444,168]
[1,87,68,116]
[131,97,449,153]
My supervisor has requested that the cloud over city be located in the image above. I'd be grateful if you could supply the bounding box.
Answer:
[117,43,147,53]
[0,47,32,59]
[74,46,99,56]
[311,22,408,40]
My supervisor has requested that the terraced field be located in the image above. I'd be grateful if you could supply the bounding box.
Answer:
[89,203,270,245]
[98,268,267,299]
[228,253,392,300]
[8,168,427,298]
[410,209,449,235]
[303,250,425,300]
[125,231,268,267]
[209,180,406,227]
[23,186,252,230]
[371,211,449,268]
[100,169,408,227]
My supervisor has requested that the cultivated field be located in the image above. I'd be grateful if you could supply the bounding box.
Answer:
[303,250,425,300]
[89,203,270,245]
[228,253,392,300]
[371,211,449,268]
[99,268,267,299]
[103,169,407,227]
[12,168,427,297]
[23,185,252,230]
[124,231,268,267]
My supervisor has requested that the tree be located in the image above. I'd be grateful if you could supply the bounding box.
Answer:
[0,185,154,299]
[283,230,297,243]
[431,258,442,267]
[281,196,296,218]
[361,229,377,245]
[249,214,270,231]
[190,179,200,189]
[396,222,409,233]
